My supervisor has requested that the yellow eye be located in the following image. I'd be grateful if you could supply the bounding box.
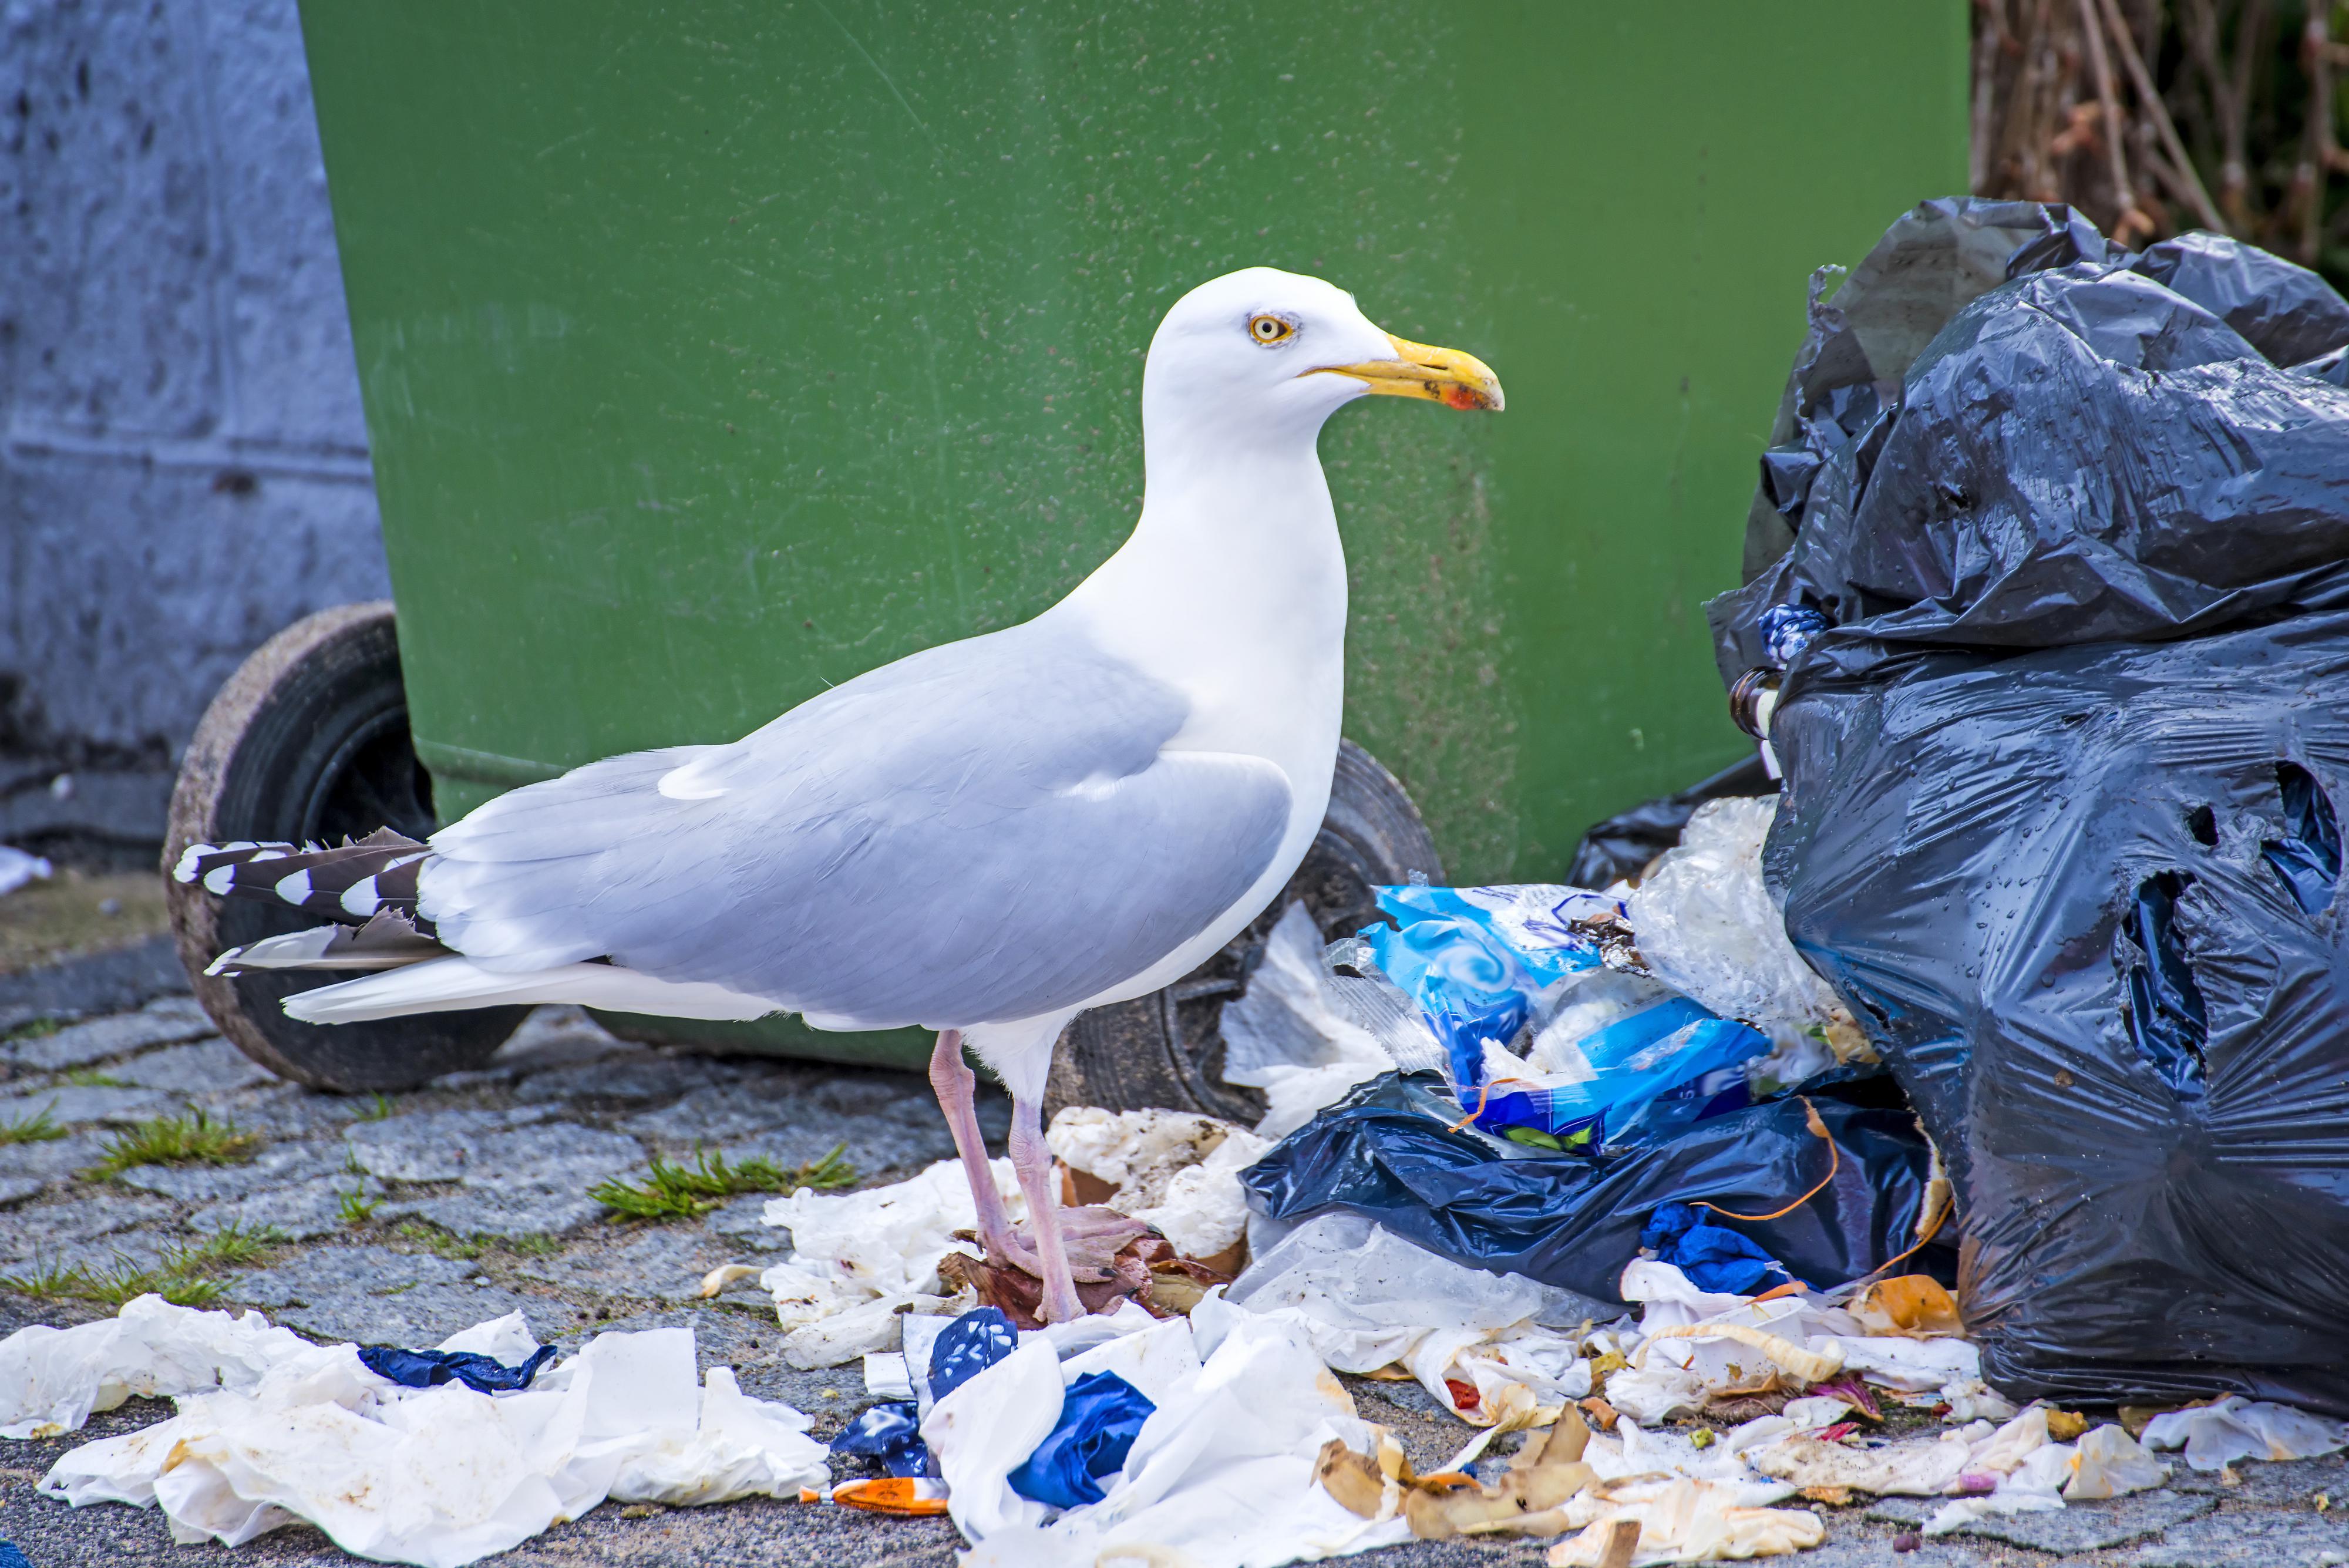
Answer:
[1248,314,1295,345]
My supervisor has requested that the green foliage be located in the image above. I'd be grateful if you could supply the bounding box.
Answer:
[84,1107,261,1179]
[590,1142,853,1222]
[0,1103,66,1145]
[337,1186,381,1227]
[0,1226,283,1309]
[60,1068,128,1087]
[354,1093,399,1122]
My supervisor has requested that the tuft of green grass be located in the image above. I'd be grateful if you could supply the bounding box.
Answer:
[60,1068,129,1087]
[0,1103,66,1145]
[2,1017,62,1043]
[0,1254,90,1299]
[354,1092,399,1122]
[396,1220,486,1260]
[337,1186,379,1227]
[590,1142,854,1222]
[83,1106,260,1179]
[0,1226,280,1309]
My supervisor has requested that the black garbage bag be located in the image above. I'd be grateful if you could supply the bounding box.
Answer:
[1564,753,1776,889]
[1769,605,2349,1412]
[1240,1072,1947,1305]
[1711,199,2349,683]
[1708,198,2349,1412]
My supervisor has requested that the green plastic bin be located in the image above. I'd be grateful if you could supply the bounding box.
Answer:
[257,3,1967,1079]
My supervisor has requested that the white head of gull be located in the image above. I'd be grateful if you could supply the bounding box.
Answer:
[173,266,1502,1322]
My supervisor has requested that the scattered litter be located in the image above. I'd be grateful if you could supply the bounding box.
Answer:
[25,1298,825,1568]
[758,1156,1025,1366]
[697,1263,759,1298]
[818,1476,951,1515]
[1046,1105,1270,1261]
[2065,1422,2168,1499]
[830,1400,927,1477]
[1005,1370,1153,1508]
[2141,1395,2349,1472]
[1243,1073,1941,1305]
[1641,1203,1793,1297]
[1546,1478,1823,1565]
[1223,1211,1602,1425]
[927,1306,1019,1401]
[1624,798,1872,1084]
[355,1341,558,1394]
[1218,901,1418,1138]
[0,1292,311,1439]
[0,846,52,900]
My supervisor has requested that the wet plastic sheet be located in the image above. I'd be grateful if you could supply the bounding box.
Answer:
[356,1342,558,1395]
[1239,1074,1939,1304]
[1004,1371,1153,1509]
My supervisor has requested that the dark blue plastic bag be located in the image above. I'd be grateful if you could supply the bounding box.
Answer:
[829,1401,927,1477]
[1006,1371,1155,1510]
[356,1342,558,1394]
[1642,1201,1795,1296]
[928,1306,1018,1402]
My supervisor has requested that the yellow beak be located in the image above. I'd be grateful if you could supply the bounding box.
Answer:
[1314,332,1505,412]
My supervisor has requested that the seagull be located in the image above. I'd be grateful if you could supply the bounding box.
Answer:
[175,267,1502,1322]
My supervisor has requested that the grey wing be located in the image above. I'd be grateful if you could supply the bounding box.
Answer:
[420,622,1294,1027]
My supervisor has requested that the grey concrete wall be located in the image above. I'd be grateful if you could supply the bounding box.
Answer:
[0,0,388,852]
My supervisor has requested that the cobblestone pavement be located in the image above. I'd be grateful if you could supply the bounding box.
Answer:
[5,987,2349,1567]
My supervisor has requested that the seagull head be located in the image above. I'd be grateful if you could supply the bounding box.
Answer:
[1141,267,1503,455]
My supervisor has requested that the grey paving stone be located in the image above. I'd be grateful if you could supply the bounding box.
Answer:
[392,1186,607,1240]
[1792,1537,1987,1568]
[510,1051,742,1105]
[222,1081,369,1139]
[1862,1496,1933,1526]
[0,1175,42,1206]
[707,1193,790,1251]
[342,1104,553,1182]
[0,1129,109,1183]
[2126,1508,2349,1566]
[188,1174,385,1241]
[108,1036,276,1093]
[116,1139,342,1203]
[0,1084,167,1128]
[459,1121,644,1189]
[227,1245,542,1347]
[0,1194,174,1264]
[725,1115,955,1179]
[2169,1452,2349,1504]
[1945,1488,2215,1551]
[4,998,215,1073]
[509,1226,737,1303]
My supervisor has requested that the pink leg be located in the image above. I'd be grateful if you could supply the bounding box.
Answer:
[1008,1093,1085,1324]
[929,1029,1032,1267]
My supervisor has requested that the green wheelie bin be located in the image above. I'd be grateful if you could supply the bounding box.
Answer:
[163,3,1968,1099]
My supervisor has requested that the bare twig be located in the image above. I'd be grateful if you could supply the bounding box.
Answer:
[2300,5,2338,263]
[2079,0,2146,238]
[2095,0,2232,231]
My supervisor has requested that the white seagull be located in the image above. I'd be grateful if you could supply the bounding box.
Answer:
[176,267,1502,1322]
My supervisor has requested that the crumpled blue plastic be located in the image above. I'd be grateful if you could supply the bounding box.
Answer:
[1758,603,1830,668]
[1005,1371,1155,1510]
[1641,1201,1795,1296]
[928,1306,1018,1402]
[356,1342,559,1394]
[1480,1009,1769,1149]
[829,1399,928,1477]
[1361,884,1600,1088]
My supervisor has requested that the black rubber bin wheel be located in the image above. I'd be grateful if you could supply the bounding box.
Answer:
[1044,739,1443,1122]
[163,603,524,1091]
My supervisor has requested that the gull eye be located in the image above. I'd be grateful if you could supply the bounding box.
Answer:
[1248,314,1295,346]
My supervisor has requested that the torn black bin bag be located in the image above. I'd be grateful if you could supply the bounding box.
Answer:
[1564,753,1777,890]
[1710,200,2349,685]
[1767,606,2349,1412]
[1239,1071,1944,1304]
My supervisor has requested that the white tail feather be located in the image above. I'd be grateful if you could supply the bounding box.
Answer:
[281,957,778,1024]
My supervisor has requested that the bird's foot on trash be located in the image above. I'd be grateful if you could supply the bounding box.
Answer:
[985,1206,1152,1283]
[1008,1093,1089,1324]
